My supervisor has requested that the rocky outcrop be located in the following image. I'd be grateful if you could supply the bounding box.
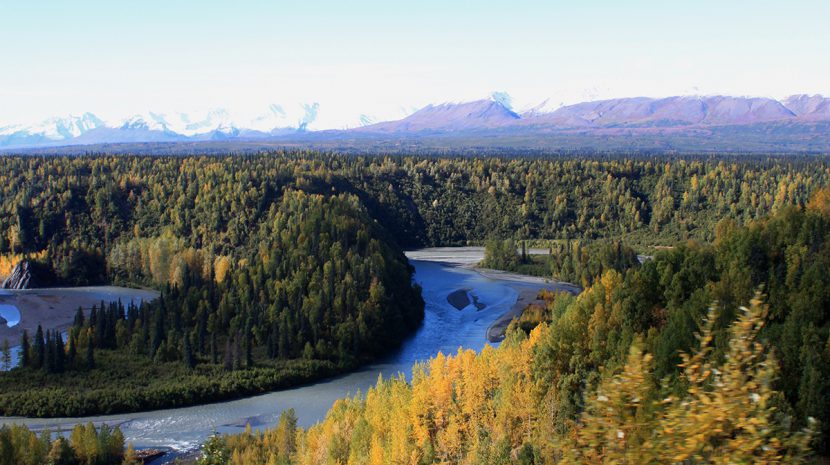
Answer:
[1,261,36,289]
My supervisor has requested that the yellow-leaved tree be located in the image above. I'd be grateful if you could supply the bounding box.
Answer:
[561,293,815,465]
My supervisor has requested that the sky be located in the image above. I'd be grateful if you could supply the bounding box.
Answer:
[2,0,829,129]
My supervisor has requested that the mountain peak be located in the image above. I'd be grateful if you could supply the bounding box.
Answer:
[360,98,520,133]
[3,94,830,150]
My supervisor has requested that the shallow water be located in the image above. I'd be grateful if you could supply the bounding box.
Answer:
[0,258,520,452]
[0,304,20,327]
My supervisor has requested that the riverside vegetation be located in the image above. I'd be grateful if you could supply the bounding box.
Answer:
[202,183,830,464]
[0,153,829,463]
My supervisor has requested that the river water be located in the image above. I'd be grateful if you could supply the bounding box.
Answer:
[0,253,526,454]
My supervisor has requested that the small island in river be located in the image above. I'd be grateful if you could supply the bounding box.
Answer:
[446,288,486,311]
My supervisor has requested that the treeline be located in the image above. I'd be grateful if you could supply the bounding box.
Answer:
[482,238,640,287]
[199,189,830,463]
[0,422,131,465]
[0,154,826,258]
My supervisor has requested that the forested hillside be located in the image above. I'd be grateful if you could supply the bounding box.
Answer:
[0,156,424,416]
[1,154,826,259]
[206,188,830,464]
[0,152,827,438]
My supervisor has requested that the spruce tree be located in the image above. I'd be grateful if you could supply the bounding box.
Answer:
[183,333,195,369]
[86,333,95,369]
[223,337,233,371]
[96,305,106,349]
[33,325,45,369]
[73,306,84,327]
[151,306,165,356]
[55,331,65,373]
[19,330,30,368]
[211,332,218,364]
[67,333,77,368]
[233,334,242,371]
[245,319,254,368]
[44,330,54,373]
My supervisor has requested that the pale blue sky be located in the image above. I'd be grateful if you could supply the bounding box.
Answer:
[2,0,828,128]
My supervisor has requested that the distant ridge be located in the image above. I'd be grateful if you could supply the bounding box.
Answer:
[356,95,830,133]
[359,99,521,133]
[2,94,830,152]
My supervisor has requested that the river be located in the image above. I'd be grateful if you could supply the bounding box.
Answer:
[0,249,555,459]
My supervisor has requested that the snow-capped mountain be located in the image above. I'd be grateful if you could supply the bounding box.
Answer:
[2,94,830,150]
[0,113,105,147]
[0,104,320,148]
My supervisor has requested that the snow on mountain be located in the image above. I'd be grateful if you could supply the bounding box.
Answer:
[2,94,829,149]
[247,104,291,132]
[358,114,376,127]
[521,98,566,117]
[119,114,170,132]
[0,113,105,146]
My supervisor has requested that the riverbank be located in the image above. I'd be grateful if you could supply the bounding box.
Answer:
[2,257,528,451]
[0,286,159,344]
[473,267,581,342]
[404,247,581,343]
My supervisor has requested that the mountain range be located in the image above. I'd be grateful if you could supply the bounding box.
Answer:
[2,94,830,152]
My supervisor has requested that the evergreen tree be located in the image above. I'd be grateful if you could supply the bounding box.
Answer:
[44,330,55,373]
[73,306,84,327]
[67,333,77,368]
[89,305,97,328]
[151,306,165,356]
[223,337,233,371]
[96,304,106,349]
[86,333,95,369]
[33,324,45,369]
[19,329,30,368]
[211,332,218,365]
[244,319,253,368]
[0,339,9,371]
[183,333,195,369]
[55,331,65,373]
[233,334,242,371]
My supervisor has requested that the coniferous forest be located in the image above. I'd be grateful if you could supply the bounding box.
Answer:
[203,184,830,465]
[2,152,830,464]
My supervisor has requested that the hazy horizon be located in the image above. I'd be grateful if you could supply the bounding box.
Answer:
[3,0,829,130]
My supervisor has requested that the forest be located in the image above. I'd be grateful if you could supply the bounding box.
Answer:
[0,156,424,416]
[200,185,830,464]
[1,152,829,462]
[0,422,130,465]
[1,154,826,257]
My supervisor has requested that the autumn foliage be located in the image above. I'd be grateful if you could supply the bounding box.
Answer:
[207,294,812,464]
